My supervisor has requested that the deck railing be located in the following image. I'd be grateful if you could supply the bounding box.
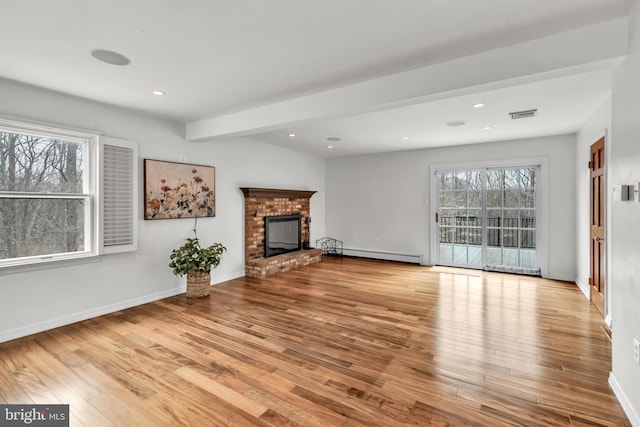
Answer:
[439,216,536,248]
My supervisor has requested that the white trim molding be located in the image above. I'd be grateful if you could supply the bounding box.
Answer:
[0,269,246,343]
[575,277,590,299]
[609,372,640,426]
[0,287,183,344]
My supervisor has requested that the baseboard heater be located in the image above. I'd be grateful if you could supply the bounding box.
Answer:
[342,248,423,264]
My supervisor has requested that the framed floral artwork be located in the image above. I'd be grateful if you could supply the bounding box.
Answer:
[143,159,215,220]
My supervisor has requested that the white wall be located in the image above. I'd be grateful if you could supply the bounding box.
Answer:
[0,78,325,342]
[325,134,577,281]
[609,1,640,423]
[575,96,612,304]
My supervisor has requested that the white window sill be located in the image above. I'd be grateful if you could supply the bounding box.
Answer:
[0,253,102,276]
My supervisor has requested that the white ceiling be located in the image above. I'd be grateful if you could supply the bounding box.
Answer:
[251,70,613,157]
[0,0,634,157]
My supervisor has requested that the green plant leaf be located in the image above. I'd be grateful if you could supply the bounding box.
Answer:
[168,237,227,277]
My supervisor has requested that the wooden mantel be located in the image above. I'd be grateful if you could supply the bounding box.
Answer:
[240,187,317,199]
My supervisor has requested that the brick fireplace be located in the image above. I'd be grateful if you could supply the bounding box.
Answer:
[240,187,322,278]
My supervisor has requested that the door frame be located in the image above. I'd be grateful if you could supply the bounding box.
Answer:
[603,131,612,327]
[589,136,606,317]
[430,157,549,276]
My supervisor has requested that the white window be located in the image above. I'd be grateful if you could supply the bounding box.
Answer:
[0,118,137,268]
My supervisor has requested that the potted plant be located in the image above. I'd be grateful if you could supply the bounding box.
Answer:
[169,237,227,297]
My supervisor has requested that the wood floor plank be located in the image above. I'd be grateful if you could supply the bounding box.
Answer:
[0,257,631,425]
[174,366,268,417]
[0,365,33,404]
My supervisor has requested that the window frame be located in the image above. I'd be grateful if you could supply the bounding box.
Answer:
[430,157,549,277]
[0,118,136,270]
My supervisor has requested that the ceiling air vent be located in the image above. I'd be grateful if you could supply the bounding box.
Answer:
[509,109,537,119]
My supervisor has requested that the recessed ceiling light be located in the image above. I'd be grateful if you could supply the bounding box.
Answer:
[152,90,165,96]
[483,125,493,130]
[473,103,485,108]
[327,137,341,142]
[288,133,296,137]
[327,145,334,149]
[401,136,409,140]
[446,121,466,127]
[90,49,131,66]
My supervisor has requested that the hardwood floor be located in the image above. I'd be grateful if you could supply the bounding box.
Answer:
[0,257,630,426]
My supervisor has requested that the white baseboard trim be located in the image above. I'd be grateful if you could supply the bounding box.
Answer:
[575,278,590,299]
[0,286,185,344]
[542,273,575,282]
[0,270,248,344]
[343,248,423,264]
[212,270,245,284]
[609,372,640,426]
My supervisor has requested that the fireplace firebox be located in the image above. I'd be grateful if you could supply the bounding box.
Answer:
[264,214,301,258]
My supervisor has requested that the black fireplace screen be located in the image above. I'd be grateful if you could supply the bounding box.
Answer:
[264,215,301,257]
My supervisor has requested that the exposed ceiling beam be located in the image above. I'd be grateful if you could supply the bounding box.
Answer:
[186,18,628,142]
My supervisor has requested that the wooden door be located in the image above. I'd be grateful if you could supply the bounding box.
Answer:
[589,137,605,316]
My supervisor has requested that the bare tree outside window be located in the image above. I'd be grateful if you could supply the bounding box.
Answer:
[437,166,538,272]
[0,130,85,260]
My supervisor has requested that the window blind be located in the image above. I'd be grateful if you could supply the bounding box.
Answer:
[101,137,138,253]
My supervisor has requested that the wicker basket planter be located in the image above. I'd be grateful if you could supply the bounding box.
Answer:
[186,271,211,298]
[169,237,227,299]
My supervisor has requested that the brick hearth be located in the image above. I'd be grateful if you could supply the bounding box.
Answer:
[246,249,322,278]
[240,187,321,278]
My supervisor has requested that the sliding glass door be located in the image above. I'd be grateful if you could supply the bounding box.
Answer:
[438,170,483,268]
[485,168,538,273]
[436,166,540,274]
